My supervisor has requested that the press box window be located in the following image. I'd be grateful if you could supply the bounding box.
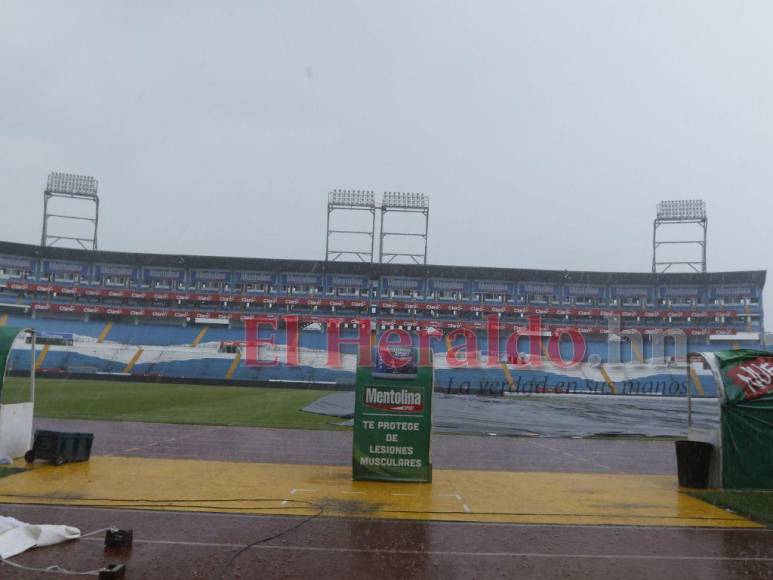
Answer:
[0,267,31,279]
[433,290,460,300]
[245,283,271,293]
[331,287,362,297]
[387,288,419,299]
[573,296,596,306]
[102,275,133,287]
[287,285,321,295]
[50,271,81,283]
[196,280,224,291]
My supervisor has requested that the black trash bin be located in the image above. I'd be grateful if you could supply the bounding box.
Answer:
[25,430,94,466]
[675,440,713,488]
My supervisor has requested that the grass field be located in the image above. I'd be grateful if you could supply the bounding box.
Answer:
[691,490,773,527]
[0,467,23,479]
[0,377,342,430]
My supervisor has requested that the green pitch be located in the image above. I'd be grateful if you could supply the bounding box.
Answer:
[691,490,773,527]
[1,377,342,430]
[0,467,23,479]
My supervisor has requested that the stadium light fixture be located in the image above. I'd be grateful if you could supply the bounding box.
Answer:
[379,191,430,264]
[324,189,431,264]
[382,192,429,209]
[656,199,706,221]
[652,199,707,273]
[326,189,377,262]
[329,189,375,208]
[41,171,100,250]
[46,172,99,198]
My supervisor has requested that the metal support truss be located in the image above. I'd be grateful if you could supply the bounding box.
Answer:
[379,192,429,265]
[325,189,376,262]
[41,172,100,250]
[651,199,707,273]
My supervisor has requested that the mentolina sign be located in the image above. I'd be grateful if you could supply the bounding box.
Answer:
[364,387,423,412]
[353,360,433,482]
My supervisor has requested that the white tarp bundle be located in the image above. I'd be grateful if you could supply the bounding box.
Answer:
[0,516,80,559]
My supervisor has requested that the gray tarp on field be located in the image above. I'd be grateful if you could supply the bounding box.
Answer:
[303,392,720,438]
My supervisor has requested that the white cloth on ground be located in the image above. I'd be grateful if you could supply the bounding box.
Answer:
[0,515,80,559]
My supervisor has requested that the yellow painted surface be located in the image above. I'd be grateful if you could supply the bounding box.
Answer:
[122,348,144,373]
[630,340,644,363]
[97,321,113,343]
[689,366,705,397]
[500,363,515,387]
[225,351,241,379]
[0,457,758,528]
[598,365,618,395]
[34,344,50,370]
[191,325,208,347]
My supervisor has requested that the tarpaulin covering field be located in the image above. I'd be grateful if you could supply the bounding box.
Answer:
[305,391,721,438]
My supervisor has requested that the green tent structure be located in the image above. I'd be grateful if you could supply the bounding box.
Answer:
[0,326,35,459]
[0,326,23,391]
[687,349,773,490]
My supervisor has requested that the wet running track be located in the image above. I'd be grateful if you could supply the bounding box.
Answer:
[1,419,770,579]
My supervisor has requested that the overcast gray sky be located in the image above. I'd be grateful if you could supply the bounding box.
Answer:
[0,1,771,324]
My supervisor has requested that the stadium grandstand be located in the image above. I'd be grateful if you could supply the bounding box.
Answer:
[0,239,766,396]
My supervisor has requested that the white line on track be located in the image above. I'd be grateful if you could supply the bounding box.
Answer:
[439,492,469,511]
[77,538,773,561]
[536,440,612,471]
[120,428,218,454]
[6,504,769,532]
[282,488,317,505]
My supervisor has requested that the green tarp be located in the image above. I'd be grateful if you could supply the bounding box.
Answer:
[0,326,22,392]
[716,349,773,490]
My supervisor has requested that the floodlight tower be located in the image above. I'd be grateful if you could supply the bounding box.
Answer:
[41,172,100,250]
[379,192,430,264]
[325,190,376,262]
[651,199,707,273]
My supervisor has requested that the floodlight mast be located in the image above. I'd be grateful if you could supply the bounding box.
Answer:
[651,199,707,273]
[41,172,100,250]
[325,190,376,262]
[323,189,430,264]
[379,192,430,265]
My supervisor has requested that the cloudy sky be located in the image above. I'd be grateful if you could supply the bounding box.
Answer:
[0,1,770,321]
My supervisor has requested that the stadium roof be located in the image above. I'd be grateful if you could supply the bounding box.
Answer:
[0,240,765,286]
